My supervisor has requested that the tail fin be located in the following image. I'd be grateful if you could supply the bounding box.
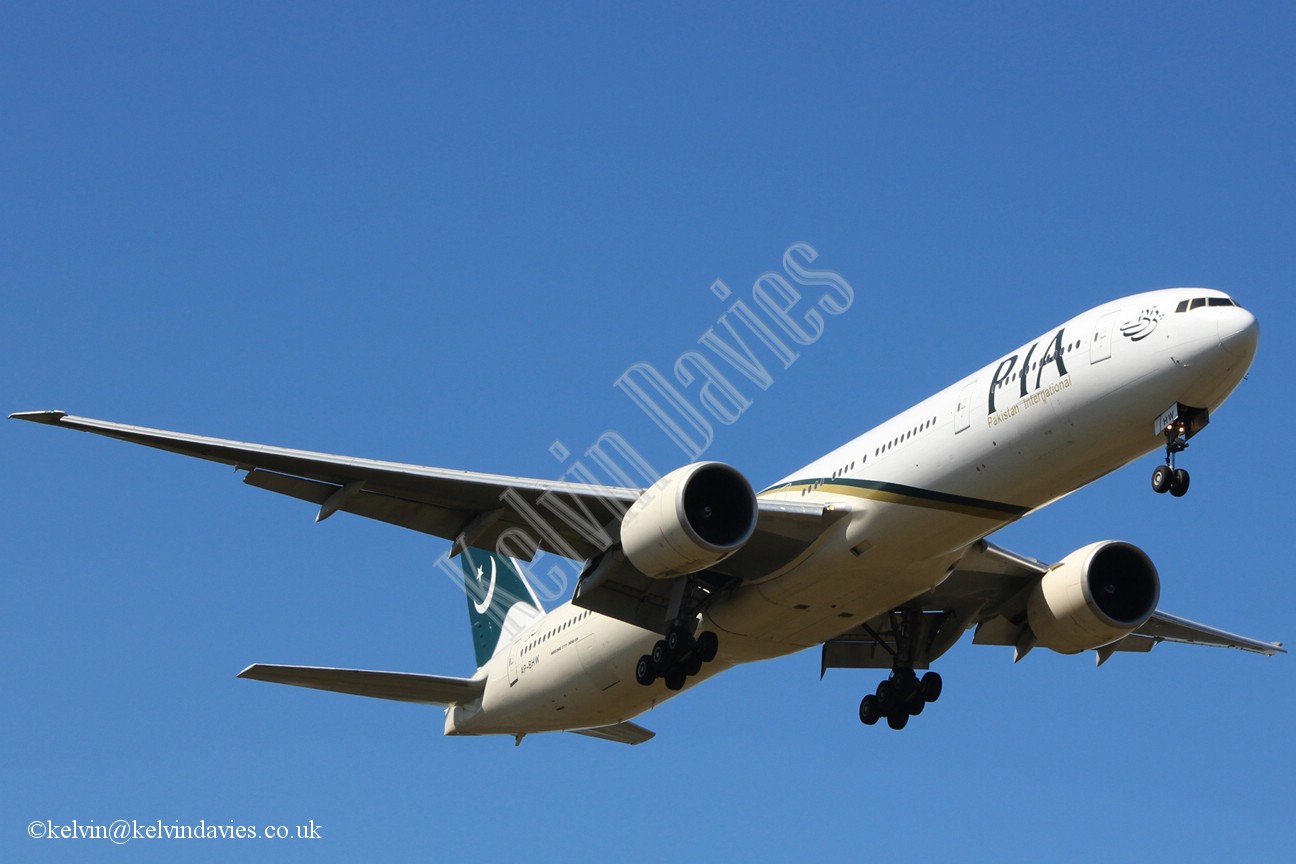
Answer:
[459,547,544,669]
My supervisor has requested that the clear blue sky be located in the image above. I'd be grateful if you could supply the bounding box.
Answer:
[4,3,1292,861]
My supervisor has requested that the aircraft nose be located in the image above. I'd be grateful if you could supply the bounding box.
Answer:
[1219,307,1260,360]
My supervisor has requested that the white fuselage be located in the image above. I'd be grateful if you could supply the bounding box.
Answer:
[447,288,1258,737]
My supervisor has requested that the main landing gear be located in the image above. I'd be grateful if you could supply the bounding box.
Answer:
[853,608,946,731]
[635,626,719,691]
[1152,422,1191,497]
[858,670,942,730]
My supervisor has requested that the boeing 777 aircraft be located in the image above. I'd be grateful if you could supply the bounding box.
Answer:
[13,287,1283,744]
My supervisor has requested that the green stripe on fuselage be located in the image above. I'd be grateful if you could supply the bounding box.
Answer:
[762,478,1029,521]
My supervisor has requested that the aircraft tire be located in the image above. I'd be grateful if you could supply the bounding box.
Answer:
[1152,465,1173,494]
[859,695,881,725]
[1170,468,1190,497]
[651,640,668,671]
[667,627,692,659]
[920,671,943,703]
[697,631,719,663]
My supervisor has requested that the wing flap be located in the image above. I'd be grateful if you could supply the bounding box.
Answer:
[243,469,472,538]
[821,610,966,675]
[237,664,486,705]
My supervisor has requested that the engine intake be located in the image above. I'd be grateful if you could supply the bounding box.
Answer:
[1027,540,1160,654]
[620,462,757,579]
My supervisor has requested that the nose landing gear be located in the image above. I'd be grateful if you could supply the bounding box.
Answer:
[1151,404,1210,496]
[1152,421,1191,497]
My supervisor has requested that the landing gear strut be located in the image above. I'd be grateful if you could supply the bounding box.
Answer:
[856,608,944,731]
[635,625,719,691]
[1152,422,1191,497]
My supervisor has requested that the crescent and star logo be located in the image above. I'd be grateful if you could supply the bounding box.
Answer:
[1119,307,1164,342]
[472,556,498,615]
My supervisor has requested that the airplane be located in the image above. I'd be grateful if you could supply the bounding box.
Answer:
[12,287,1284,745]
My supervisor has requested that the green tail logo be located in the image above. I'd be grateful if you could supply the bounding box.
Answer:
[459,547,543,669]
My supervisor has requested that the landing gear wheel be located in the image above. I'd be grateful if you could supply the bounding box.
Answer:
[635,655,656,686]
[1156,414,1202,497]
[859,695,881,725]
[920,671,943,703]
[907,697,925,717]
[666,627,693,659]
[651,640,668,671]
[642,628,717,689]
[696,630,719,663]
[875,679,894,705]
[886,710,909,730]
[893,672,919,703]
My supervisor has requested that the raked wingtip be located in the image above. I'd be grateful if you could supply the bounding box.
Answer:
[9,410,68,424]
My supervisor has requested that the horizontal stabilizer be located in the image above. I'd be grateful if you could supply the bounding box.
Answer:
[568,721,655,745]
[237,664,485,705]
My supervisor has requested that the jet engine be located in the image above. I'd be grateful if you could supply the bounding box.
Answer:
[620,462,757,579]
[1027,541,1160,654]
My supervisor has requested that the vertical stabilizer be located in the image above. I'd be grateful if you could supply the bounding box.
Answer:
[459,547,544,669]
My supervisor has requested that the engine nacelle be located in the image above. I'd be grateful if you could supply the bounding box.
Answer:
[620,462,757,579]
[1027,540,1160,654]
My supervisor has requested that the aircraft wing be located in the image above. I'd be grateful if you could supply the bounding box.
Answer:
[238,664,484,705]
[1133,610,1286,653]
[10,411,836,583]
[821,538,1284,673]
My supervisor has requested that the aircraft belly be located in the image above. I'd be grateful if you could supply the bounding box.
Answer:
[708,510,968,645]
[577,627,628,692]
[474,633,593,726]
[459,617,722,735]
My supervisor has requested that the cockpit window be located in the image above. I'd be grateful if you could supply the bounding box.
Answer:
[1176,295,1239,313]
